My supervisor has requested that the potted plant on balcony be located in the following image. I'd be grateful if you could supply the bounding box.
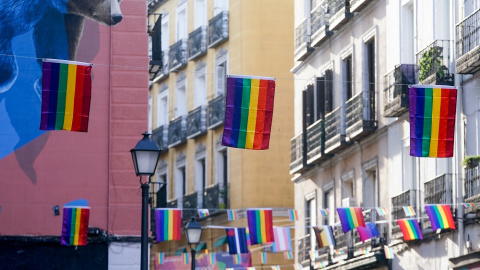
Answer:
[418,46,443,82]
[463,156,480,168]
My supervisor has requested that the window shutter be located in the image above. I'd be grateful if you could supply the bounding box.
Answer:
[216,63,226,95]
[324,69,333,114]
[152,15,163,61]
[315,77,325,119]
[305,84,314,127]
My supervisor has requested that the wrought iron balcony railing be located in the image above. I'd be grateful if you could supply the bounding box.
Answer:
[188,26,207,61]
[295,17,313,61]
[416,39,454,85]
[290,133,305,175]
[208,11,229,48]
[152,124,169,153]
[207,94,225,129]
[168,115,187,148]
[391,189,417,236]
[328,0,351,31]
[345,91,376,142]
[186,105,207,139]
[169,39,187,72]
[324,107,346,154]
[203,184,219,212]
[424,173,453,205]
[456,9,480,74]
[383,64,416,117]
[465,166,480,203]
[183,192,198,220]
[334,225,348,250]
[310,3,330,47]
[306,119,326,164]
[297,234,312,264]
[166,199,178,208]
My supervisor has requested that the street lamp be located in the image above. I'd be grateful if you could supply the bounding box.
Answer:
[131,132,162,270]
[185,217,203,270]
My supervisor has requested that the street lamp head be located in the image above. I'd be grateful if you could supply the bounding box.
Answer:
[131,132,162,176]
[185,217,203,246]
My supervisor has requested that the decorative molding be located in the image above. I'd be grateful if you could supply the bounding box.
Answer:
[305,189,317,201]
[157,160,168,174]
[159,83,168,93]
[362,157,378,171]
[195,143,207,158]
[176,72,186,83]
[216,48,228,60]
[175,151,186,167]
[196,61,206,72]
[341,170,355,181]
[215,134,225,150]
[323,180,334,191]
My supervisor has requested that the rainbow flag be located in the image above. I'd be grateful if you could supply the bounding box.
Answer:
[227,209,238,221]
[40,59,92,132]
[284,251,293,260]
[183,253,189,264]
[336,207,366,233]
[247,268,256,270]
[247,209,274,244]
[260,252,267,264]
[463,203,475,208]
[384,246,394,259]
[317,262,326,268]
[425,204,456,230]
[222,75,276,150]
[233,254,241,264]
[357,222,380,242]
[271,266,281,270]
[376,207,388,216]
[313,225,335,247]
[335,249,344,255]
[293,264,303,270]
[156,253,165,264]
[155,209,182,242]
[289,209,298,221]
[309,250,317,260]
[319,209,330,217]
[198,209,210,218]
[209,253,216,265]
[409,86,457,157]
[61,206,90,246]
[403,206,416,217]
[397,219,423,240]
[360,248,369,255]
[246,227,251,246]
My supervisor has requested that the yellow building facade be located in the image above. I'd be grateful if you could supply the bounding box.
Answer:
[147,0,294,268]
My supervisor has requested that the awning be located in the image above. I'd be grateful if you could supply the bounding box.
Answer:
[194,242,207,251]
[213,236,228,248]
[174,247,187,256]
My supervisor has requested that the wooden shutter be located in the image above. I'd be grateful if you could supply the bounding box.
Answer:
[315,77,325,119]
[324,69,333,114]
[151,15,162,61]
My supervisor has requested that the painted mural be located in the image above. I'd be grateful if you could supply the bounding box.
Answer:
[0,0,123,183]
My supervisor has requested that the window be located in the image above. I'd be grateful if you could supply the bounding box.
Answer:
[214,0,229,15]
[176,2,187,41]
[148,94,153,132]
[156,160,168,207]
[216,139,229,209]
[343,55,353,101]
[324,69,333,114]
[365,37,375,120]
[194,0,207,28]
[157,85,169,127]
[175,74,187,117]
[302,76,328,130]
[305,192,317,251]
[323,182,335,225]
[195,144,207,207]
[195,63,207,107]
[161,14,170,52]
[215,58,227,96]
[402,140,416,191]
[175,152,187,205]
[400,2,414,63]
[341,170,355,203]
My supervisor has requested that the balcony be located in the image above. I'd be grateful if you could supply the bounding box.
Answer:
[424,174,453,229]
[345,91,376,142]
[290,133,305,174]
[168,115,187,148]
[188,26,207,61]
[294,17,313,62]
[334,225,348,250]
[350,0,371,13]
[207,95,225,129]
[456,9,480,74]
[465,166,480,211]
[324,107,347,154]
[183,192,198,221]
[186,105,207,139]
[306,119,326,164]
[166,199,178,208]
[151,124,169,154]
[328,0,351,31]
[203,184,219,212]
[391,189,417,236]
[416,40,454,86]
[383,64,416,117]
[310,3,331,47]
[297,234,312,264]
[148,13,162,80]
[208,11,229,48]
[169,39,187,72]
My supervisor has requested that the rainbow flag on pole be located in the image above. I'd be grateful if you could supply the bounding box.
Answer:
[425,204,456,230]
[155,209,182,242]
[40,59,92,132]
[247,209,274,244]
[357,222,380,242]
[409,86,457,157]
[397,219,423,240]
[288,209,298,221]
[227,209,238,221]
[222,75,276,150]
[384,246,394,259]
[284,251,293,260]
[260,252,267,264]
[376,207,388,216]
[403,206,416,217]
[61,206,90,246]
[336,207,366,233]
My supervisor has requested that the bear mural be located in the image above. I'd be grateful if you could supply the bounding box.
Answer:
[0,0,123,183]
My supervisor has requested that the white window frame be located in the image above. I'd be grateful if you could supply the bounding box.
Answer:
[175,73,187,117]
[175,1,188,41]
[194,0,207,28]
[161,13,170,51]
[323,181,335,226]
[157,84,169,127]
[148,94,153,132]
[194,62,207,107]
[194,143,207,208]
[214,0,229,15]
[175,152,187,206]
[215,135,228,193]
[157,160,169,200]
[215,49,228,96]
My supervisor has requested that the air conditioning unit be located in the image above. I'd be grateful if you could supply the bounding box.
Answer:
[342,197,357,207]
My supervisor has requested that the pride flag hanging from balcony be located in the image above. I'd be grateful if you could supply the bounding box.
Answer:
[425,204,456,231]
[409,86,457,157]
[336,207,366,233]
[40,59,92,132]
[222,75,276,150]
[357,222,380,242]
[397,218,423,241]
[155,209,182,242]
[313,225,335,247]
[61,206,90,246]
[247,209,274,244]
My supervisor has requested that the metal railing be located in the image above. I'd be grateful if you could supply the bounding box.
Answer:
[290,133,304,173]
[186,105,207,139]
[188,26,207,60]
[208,11,229,48]
[324,107,344,151]
[391,189,417,221]
[383,64,416,117]
[424,173,453,205]
[329,0,346,15]
[345,90,376,135]
[169,39,187,71]
[152,125,168,153]
[207,95,225,129]
[297,234,312,263]
[311,3,328,34]
[306,119,325,163]
[295,17,310,51]
[202,184,219,212]
[465,166,480,200]
[168,115,187,148]
[456,9,480,59]
[416,39,453,84]
[183,192,198,220]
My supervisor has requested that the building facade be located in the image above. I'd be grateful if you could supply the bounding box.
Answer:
[147,0,295,268]
[292,0,480,269]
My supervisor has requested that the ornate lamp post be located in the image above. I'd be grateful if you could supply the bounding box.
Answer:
[185,217,203,270]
